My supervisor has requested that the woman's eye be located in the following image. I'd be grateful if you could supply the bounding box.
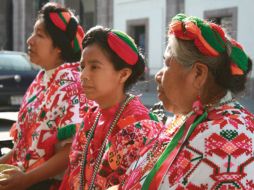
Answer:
[91,65,98,70]
[35,32,44,37]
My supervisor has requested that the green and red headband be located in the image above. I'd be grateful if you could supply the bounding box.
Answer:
[169,13,248,75]
[107,30,139,65]
[49,11,84,53]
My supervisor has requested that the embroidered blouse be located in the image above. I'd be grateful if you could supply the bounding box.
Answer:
[9,63,92,172]
[60,95,162,190]
[120,92,254,190]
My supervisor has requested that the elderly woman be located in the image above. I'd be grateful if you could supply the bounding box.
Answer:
[118,13,254,190]
[0,2,92,190]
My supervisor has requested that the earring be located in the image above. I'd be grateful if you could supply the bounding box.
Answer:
[192,95,204,115]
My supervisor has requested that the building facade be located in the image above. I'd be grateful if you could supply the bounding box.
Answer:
[0,0,112,52]
[113,0,184,76]
[1,0,253,97]
[185,0,254,97]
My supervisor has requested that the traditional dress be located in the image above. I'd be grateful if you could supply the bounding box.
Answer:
[120,92,254,190]
[60,95,162,190]
[8,63,92,186]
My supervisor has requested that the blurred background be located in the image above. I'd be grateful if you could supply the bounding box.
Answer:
[0,0,253,109]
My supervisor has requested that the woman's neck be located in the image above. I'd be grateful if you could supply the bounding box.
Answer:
[43,58,64,71]
[98,93,127,109]
[201,77,227,106]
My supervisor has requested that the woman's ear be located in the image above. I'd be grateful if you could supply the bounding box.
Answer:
[56,47,61,54]
[119,68,132,83]
[191,62,209,90]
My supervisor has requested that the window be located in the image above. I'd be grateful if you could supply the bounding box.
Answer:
[80,0,96,30]
[204,7,237,39]
[127,18,148,55]
[127,18,149,80]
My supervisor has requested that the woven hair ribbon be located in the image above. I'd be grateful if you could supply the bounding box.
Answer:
[49,12,85,53]
[169,13,248,75]
[107,30,139,65]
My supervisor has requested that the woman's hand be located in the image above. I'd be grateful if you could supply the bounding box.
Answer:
[0,169,30,190]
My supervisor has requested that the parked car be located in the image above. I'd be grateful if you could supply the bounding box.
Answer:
[0,51,39,111]
[0,112,17,156]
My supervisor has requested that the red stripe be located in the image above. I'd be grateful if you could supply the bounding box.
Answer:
[107,32,138,65]
[149,143,182,190]
[49,12,67,31]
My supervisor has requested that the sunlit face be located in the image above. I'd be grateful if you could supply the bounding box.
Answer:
[27,19,61,70]
[80,43,126,107]
[155,46,196,114]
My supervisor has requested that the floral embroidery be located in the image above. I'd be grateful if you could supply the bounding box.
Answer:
[120,98,254,190]
[61,97,162,190]
[9,63,91,171]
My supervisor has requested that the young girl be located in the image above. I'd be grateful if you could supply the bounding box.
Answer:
[59,26,161,190]
[0,3,92,190]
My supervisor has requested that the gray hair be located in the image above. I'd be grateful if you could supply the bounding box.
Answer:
[167,35,252,93]
[168,35,228,73]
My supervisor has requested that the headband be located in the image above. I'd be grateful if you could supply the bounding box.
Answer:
[49,12,85,53]
[107,30,139,65]
[169,13,248,75]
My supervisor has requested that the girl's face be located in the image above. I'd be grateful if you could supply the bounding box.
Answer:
[27,19,62,70]
[80,43,130,108]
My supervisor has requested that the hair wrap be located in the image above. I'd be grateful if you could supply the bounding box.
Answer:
[49,12,85,53]
[107,30,139,65]
[170,13,248,75]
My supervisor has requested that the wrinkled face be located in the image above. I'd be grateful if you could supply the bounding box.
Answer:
[80,43,125,106]
[155,46,196,114]
[27,19,61,70]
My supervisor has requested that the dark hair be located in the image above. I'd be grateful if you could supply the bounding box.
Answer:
[38,2,82,62]
[82,26,145,91]
[214,53,252,93]
[169,36,253,94]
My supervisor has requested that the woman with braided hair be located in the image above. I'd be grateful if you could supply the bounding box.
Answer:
[116,13,254,190]
[0,2,93,190]
[59,26,161,190]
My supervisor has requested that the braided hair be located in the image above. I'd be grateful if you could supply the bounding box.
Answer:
[38,2,85,62]
[168,13,252,93]
[82,26,145,91]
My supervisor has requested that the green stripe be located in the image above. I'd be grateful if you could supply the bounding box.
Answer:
[105,141,112,151]
[142,123,185,190]
[57,124,76,141]
[59,12,67,25]
[199,23,225,53]
[172,14,226,53]
[142,111,207,189]
[185,16,225,53]
[111,30,138,54]
[28,95,37,103]
[73,38,80,52]
[230,46,248,71]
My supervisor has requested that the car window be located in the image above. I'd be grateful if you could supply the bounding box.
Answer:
[0,54,33,71]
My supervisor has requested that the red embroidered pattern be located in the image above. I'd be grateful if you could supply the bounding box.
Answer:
[120,101,254,190]
[9,63,92,171]
[61,97,162,190]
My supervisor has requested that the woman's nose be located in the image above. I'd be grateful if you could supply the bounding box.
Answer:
[80,68,89,81]
[155,69,163,83]
[26,34,34,45]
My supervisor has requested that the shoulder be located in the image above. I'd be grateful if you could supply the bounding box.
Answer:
[189,101,254,143]
[122,95,149,120]
[207,101,253,130]
[53,62,81,84]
